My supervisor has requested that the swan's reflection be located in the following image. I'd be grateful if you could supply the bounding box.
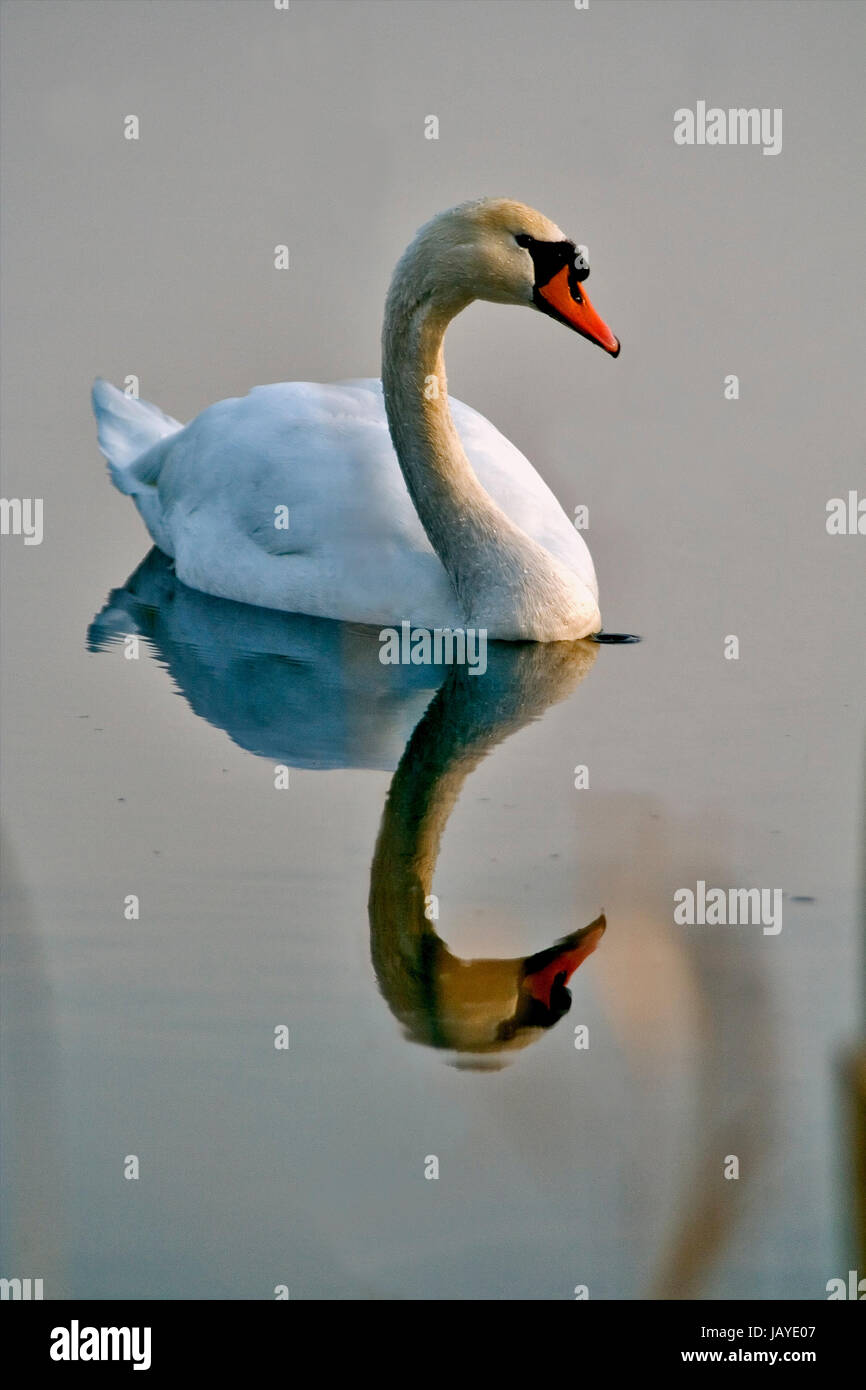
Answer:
[369,643,603,1064]
[88,548,443,770]
[89,549,604,1063]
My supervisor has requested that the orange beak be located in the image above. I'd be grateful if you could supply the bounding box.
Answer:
[524,915,606,1008]
[537,264,620,356]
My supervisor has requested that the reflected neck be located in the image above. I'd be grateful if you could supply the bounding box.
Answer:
[368,644,597,990]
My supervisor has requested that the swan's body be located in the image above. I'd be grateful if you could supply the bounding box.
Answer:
[93,198,620,641]
[94,377,597,629]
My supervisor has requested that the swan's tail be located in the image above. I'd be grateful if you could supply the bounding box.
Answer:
[92,379,182,494]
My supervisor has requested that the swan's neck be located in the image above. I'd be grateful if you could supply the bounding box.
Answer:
[381,275,597,640]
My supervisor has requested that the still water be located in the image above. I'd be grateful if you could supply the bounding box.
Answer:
[1,532,861,1300]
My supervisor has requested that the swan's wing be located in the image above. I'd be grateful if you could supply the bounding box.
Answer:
[151,378,594,623]
[157,381,460,625]
[227,381,430,552]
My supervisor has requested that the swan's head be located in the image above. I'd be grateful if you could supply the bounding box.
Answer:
[399,198,620,356]
[437,915,607,1061]
[378,914,607,1065]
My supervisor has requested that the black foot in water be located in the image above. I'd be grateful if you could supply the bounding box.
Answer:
[590,630,641,644]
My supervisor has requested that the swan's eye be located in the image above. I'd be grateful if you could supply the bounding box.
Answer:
[514,233,532,248]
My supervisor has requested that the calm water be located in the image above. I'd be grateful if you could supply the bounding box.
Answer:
[1,535,862,1299]
[2,0,864,1302]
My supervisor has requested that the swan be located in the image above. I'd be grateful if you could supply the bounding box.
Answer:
[92,198,620,642]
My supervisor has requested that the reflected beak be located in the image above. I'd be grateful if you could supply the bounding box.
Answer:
[536,265,620,356]
[523,914,606,1008]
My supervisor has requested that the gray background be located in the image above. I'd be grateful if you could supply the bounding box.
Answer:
[1,0,864,1299]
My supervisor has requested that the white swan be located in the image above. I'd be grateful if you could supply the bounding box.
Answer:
[93,198,619,642]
